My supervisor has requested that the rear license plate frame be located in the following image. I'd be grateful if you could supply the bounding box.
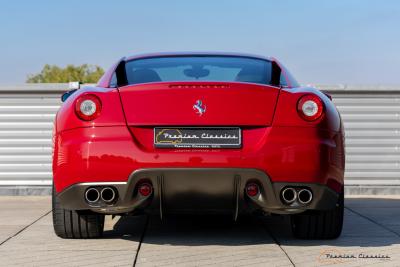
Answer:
[154,127,242,148]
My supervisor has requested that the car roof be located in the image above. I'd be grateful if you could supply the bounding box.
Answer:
[124,52,272,61]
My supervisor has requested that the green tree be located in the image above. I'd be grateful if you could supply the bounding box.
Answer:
[27,64,104,83]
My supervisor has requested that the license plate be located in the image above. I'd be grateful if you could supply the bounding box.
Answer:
[154,127,241,148]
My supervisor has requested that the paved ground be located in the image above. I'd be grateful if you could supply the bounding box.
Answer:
[0,197,399,267]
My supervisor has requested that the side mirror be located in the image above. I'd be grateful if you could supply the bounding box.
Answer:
[61,81,81,102]
[61,89,77,102]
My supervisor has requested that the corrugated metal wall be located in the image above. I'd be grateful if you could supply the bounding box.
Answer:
[0,84,399,193]
[0,84,63,188]
[322,85,400,188]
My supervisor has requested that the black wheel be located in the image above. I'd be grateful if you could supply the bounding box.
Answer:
[52,186,105,239]
[291,190,344,239]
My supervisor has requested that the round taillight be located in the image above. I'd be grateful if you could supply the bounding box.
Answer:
[297,94,324,121]
[75,94,102,121]
[138,183,153,197]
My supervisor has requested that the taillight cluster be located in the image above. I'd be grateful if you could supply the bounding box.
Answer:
[75,94,102,121]
[297,94,324,121]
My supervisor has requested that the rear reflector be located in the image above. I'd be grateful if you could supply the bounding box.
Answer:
[246,183,259,197]
[138,183,153,197]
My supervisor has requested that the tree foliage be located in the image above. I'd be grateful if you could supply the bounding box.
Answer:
[27,64,104,83]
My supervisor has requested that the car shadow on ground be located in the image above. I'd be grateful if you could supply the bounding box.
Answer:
[105,198,400,247]
[102,214,146,242]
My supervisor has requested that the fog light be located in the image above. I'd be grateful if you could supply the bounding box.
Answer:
[246,183,259,197]
[138,183,152,197]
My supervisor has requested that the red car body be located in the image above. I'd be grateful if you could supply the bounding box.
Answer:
[52,52,345,239]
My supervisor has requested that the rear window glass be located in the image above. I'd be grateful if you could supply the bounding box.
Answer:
[124,56,276,86]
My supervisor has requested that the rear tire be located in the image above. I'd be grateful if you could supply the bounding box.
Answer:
[291,190,344,239]
[52,185,105,239]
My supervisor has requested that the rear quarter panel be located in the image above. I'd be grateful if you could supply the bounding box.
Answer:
[55,86,126,134]
[273,87,341,133]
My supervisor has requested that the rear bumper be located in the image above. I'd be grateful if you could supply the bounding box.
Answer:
[53,126,345,193]
[57,168,339,215]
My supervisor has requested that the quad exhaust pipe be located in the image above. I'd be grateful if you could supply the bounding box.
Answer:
[100,187,116,203]
[281,187,297,204]
[85,188,100,203]
[297,189,313,205]
[281,187,313,205]
[85,187,117,205]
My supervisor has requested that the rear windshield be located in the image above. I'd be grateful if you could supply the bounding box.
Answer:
[124,56,279,86]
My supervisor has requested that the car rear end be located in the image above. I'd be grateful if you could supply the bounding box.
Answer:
[53,54,345,239]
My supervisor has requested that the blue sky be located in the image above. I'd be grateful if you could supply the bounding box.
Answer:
[0,0,399,84]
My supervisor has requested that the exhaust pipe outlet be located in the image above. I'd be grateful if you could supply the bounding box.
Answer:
[100,187,116,203]
[281,187,297,204]
[85,188,100,203]
[298,189,313,205]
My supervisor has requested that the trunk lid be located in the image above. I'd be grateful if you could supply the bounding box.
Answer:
[118,82,280,126]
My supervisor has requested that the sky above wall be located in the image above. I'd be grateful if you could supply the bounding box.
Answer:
[0,0,399,84]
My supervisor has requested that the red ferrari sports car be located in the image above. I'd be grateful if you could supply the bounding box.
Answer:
[52,52,345,239]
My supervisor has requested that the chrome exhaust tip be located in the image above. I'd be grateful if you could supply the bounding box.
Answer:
[298,189,313,205]
[281,187,297,204]
[100,187,116,203]
[85,188,100,203]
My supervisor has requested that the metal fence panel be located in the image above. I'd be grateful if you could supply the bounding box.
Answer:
[0,86,62,186]
[328,90,400,186]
